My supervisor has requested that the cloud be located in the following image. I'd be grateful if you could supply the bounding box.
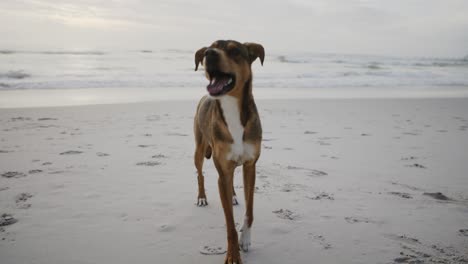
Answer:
[0,0,467,57]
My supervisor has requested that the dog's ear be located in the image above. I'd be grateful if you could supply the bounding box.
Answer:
[244,43,265,66]
[194,47,207,71]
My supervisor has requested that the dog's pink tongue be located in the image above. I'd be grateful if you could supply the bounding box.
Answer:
[207,77,229,94]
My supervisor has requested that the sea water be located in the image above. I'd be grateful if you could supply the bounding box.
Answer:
[0,49,467,106]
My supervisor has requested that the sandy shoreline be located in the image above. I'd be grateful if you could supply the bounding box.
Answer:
[2,87,468,108]
[1,98,467,263]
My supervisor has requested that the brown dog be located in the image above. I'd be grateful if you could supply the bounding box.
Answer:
[193,40,264,264]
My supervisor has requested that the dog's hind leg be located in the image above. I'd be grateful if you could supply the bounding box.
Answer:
[240,161,256,252]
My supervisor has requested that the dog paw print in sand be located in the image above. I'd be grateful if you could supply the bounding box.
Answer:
[48,170,66,175]
[281,183,308,193]
[401,157,427,169]
[384,234,421,245]
[307,169,327,177]
[0,214,18,227]
[309,234,332,250]
[59,150,83,155]
[392,241,468,264]
[402,131,420,136]
[273,209,299,220]
[286,165,327,177]
[388,191,413,199]
[137,144,155,148]
[262,144,273,150]
[166,132,188,137]
[146,115,161,122]
[344,216,381,224]
[37,117,58,121]
[307,192,335,200]
[401,156,418,161]
[320,154,339,160]
[15,193,33,209]
[423,192,452,201]
[10,117,32,122]
[1,171,27,178]
[200,245,227,255]
[459,229,468,237]
[390,182,423,192]
[385,233,468,263]
[393,244,432,263]
[152,154,167,159]
[316,136,340,146]
[317,141,331,146]
[136,161,162,166]
[406,163,427,169]
[393,255,424,263]
[158,224,176,233]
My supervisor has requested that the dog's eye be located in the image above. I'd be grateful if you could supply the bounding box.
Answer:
[228,47,240,56]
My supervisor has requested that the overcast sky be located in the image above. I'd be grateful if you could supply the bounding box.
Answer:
[1,0,467,57]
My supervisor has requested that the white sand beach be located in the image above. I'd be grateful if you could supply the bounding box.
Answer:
[2,0,468,262]
[1,98,467,263]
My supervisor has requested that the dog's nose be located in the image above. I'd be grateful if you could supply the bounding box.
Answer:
[205,49,218,58]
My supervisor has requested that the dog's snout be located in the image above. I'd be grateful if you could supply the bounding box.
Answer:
[204,48,219,71]
[205,48,218,58]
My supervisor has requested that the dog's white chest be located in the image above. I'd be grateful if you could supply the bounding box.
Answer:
[219,96,255,165]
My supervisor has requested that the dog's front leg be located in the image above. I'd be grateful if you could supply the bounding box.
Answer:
[214,158,241,264]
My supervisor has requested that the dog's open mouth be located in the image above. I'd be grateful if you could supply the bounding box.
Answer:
[206,71,235,96]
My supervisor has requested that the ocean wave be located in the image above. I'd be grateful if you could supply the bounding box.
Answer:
[163,49,192,54]
[342,71,360,77]
[412,61,468,67]
[0,50,15,54]
[40,51,105,55]
[434,81,468,87]
[277,55,308,63]
[366,63,382,70]
[432,61,468,67]
[0,50,105,55]
[411,56,468,67]
[274,53,468,69]
[0,70,31,79]
[0,51,466,92]
[332,60,346,64]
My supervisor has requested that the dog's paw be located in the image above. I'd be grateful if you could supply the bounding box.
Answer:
[232,195,239,206]
[224,252,242,264]
[197,197,208,207]
[239,226,251,252]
